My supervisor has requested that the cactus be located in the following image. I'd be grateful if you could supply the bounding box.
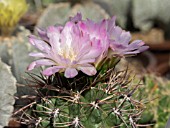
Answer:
[14,11,148,127]
[116,59,170,127]
[0,0,28,36]
[16,68,146,128]
[133,74,170,128]
[0,59,16,127]
[114,58,170,127]
[147,75,170,128]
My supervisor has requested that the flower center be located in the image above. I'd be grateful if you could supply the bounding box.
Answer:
[59,46,76,62]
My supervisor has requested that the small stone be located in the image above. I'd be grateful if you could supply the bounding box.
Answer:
[0,59,16,127]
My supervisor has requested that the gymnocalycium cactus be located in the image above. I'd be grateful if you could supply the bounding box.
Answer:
[18,69,146,128]
[15,13,149,127]
[0,0,28,36]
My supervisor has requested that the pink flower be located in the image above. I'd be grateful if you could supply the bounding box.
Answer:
[107,22,149,56]
[28,13,149,78]
[70,14,110,66]
[70,13,148,58]
[27,22,103,78]
[69,12,82,23]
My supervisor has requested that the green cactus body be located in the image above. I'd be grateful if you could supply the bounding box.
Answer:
[136,74,170,128]
[17,69,145,128]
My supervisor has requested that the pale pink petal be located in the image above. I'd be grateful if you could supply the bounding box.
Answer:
[107,16,116,33]
[70,24,83,52]
[36,28,49,42]
[27,61,36,71]
[42,66,64,76]
[69,13,82,23]
[29,52,46,58]
[119,31,131,44]
[78,58,95,64]
[78,22,87,32]
[81,39,102,60]
[75,35,91,60]
[78,64,97,76]
[58,22,75,59]
[138,46,149,52]
[27,59,55,70]
[47,26,63,52]
[109,26,122,41]
[78,20,108,56]
[81,48,101,60]
[61,22,74,47]
[109,24,148,56]
[35,59,54,66]
[110,41,127,51]
[128,40,146,50]
[28,35,50,52]
[64,68,78,78]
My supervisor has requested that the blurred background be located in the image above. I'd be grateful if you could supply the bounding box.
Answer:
[0,0,170,128]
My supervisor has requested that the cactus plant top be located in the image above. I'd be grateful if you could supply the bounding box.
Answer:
[27,13,149,78]
[15,13,150,128]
